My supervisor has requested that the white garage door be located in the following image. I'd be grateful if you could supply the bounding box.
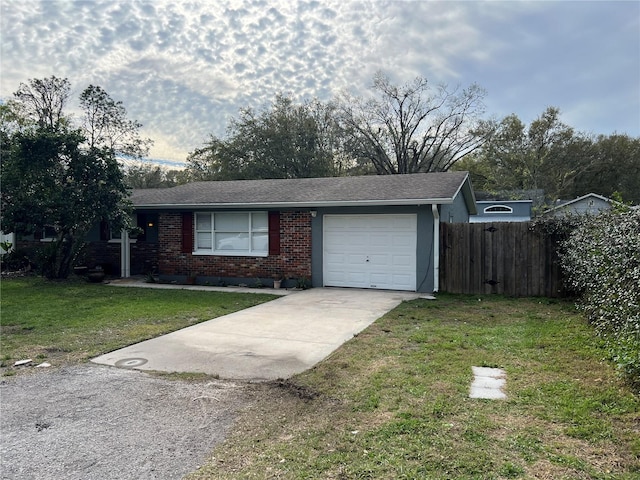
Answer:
[323,214,417,291]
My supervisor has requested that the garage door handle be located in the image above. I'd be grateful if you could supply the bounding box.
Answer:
[365,258,370,262]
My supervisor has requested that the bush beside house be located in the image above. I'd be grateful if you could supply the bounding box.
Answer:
[559,207,640,389]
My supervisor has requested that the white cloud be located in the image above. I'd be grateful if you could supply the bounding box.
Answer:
[1,0,638,164]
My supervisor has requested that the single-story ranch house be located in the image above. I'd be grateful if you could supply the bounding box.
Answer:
[26,172,478,293]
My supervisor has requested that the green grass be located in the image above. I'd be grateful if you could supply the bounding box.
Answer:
[2,280,638,478]
[188,294,640,480]
[0,276,276,371]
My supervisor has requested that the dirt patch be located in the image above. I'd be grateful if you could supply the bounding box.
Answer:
[0,364,249,480]
[271,378,320,401]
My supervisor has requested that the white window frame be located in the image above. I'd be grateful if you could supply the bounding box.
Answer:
[193,212,268,257]
[484,205,513,214]
[108,229,137,244]
[108,216,138,244]
[39,225,57,242]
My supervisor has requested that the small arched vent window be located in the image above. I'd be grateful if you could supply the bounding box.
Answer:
[484,205,513,214]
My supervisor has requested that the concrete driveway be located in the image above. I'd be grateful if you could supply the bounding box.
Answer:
[92,287,419,381]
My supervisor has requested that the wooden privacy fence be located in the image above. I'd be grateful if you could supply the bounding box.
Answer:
[439,222,564,297]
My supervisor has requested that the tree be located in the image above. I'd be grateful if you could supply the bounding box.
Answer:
[13,76,71,130]
[123,163,189,188]
[457,107,584,206]
[79,85,152,158]
[458,108,640,208]
[184,136,231,180]
[1,130,131,279]
[337,72,494,174]
[570,134,640,204]
[1,76,150,278]
[186,95,349,180]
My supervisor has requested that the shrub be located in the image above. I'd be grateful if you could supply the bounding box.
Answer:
[560,208,640,389]
[0,248,32,272]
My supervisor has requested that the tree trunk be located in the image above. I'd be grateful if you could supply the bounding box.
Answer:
[43,234,79,279]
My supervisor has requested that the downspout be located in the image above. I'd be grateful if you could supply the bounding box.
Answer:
[120,229,131,278]
[432,204,440,292]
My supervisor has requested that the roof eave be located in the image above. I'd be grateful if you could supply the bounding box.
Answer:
[133,198,456,210]
[450,173,478,215]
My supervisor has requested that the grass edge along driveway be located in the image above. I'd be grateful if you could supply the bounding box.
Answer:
[187,294,640,480]
[0,276,277,374]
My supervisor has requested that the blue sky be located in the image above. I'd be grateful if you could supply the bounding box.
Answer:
[1,0,638,167]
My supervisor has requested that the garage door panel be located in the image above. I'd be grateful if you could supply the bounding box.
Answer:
[391,274,414,289]
[324,233,346,248]
[323,214,416,291]
[345,217,371,229]
[369,272,391,286]
[325,252,346,264]
[368,254,390,266]
[348,234,369,246]
[391,254,413,266]
[392,216,416,228]
[345,254,367,265]
[324,271,343,282]
[392,235,413,248]
[370,233,390,246]
[346,271,367,281]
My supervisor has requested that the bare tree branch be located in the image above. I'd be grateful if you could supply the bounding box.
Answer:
[338,72,495,174]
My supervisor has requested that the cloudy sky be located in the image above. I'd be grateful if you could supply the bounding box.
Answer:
[1,0,638,167]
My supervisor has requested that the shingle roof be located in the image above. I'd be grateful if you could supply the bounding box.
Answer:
[131,172,474,210]
[543,193,616,213]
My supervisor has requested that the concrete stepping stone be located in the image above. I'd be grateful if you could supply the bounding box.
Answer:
[470,366,506,399]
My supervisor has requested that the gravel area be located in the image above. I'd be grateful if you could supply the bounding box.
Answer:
[0,364,249,480]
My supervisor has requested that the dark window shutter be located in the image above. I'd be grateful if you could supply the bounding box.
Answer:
[181,212,193,253]
[268,211,280,256]
[182,212,193,253]
[100,220,109,241]
[136,213,147,241]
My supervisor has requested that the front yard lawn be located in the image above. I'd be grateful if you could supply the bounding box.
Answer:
[2,279,638,478]
[189,294,640,479]
[0,276,276,373]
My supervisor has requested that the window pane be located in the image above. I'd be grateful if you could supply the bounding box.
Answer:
[216,232,249,251]
[252,232,268,252]
[485,205,512,213]
[251,212,268,231]
[196,232,212,249]
[196,213,211,230]
[215,213,248,232]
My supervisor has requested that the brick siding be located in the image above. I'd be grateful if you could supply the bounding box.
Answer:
[158,211,312,281]
[13,210,310,283]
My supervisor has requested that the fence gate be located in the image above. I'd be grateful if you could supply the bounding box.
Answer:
[439,222,564,297]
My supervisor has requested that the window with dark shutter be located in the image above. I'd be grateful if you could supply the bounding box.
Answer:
[268,211,280,256]
[100,220,109,241]
[136,213,147,241]
[181,212,193,253]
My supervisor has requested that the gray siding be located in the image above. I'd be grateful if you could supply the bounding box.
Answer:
[440,190,470,223]
[470,200,532,223]
[551,197,612,217]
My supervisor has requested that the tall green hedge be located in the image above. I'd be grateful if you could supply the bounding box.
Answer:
[559,208,640,389]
